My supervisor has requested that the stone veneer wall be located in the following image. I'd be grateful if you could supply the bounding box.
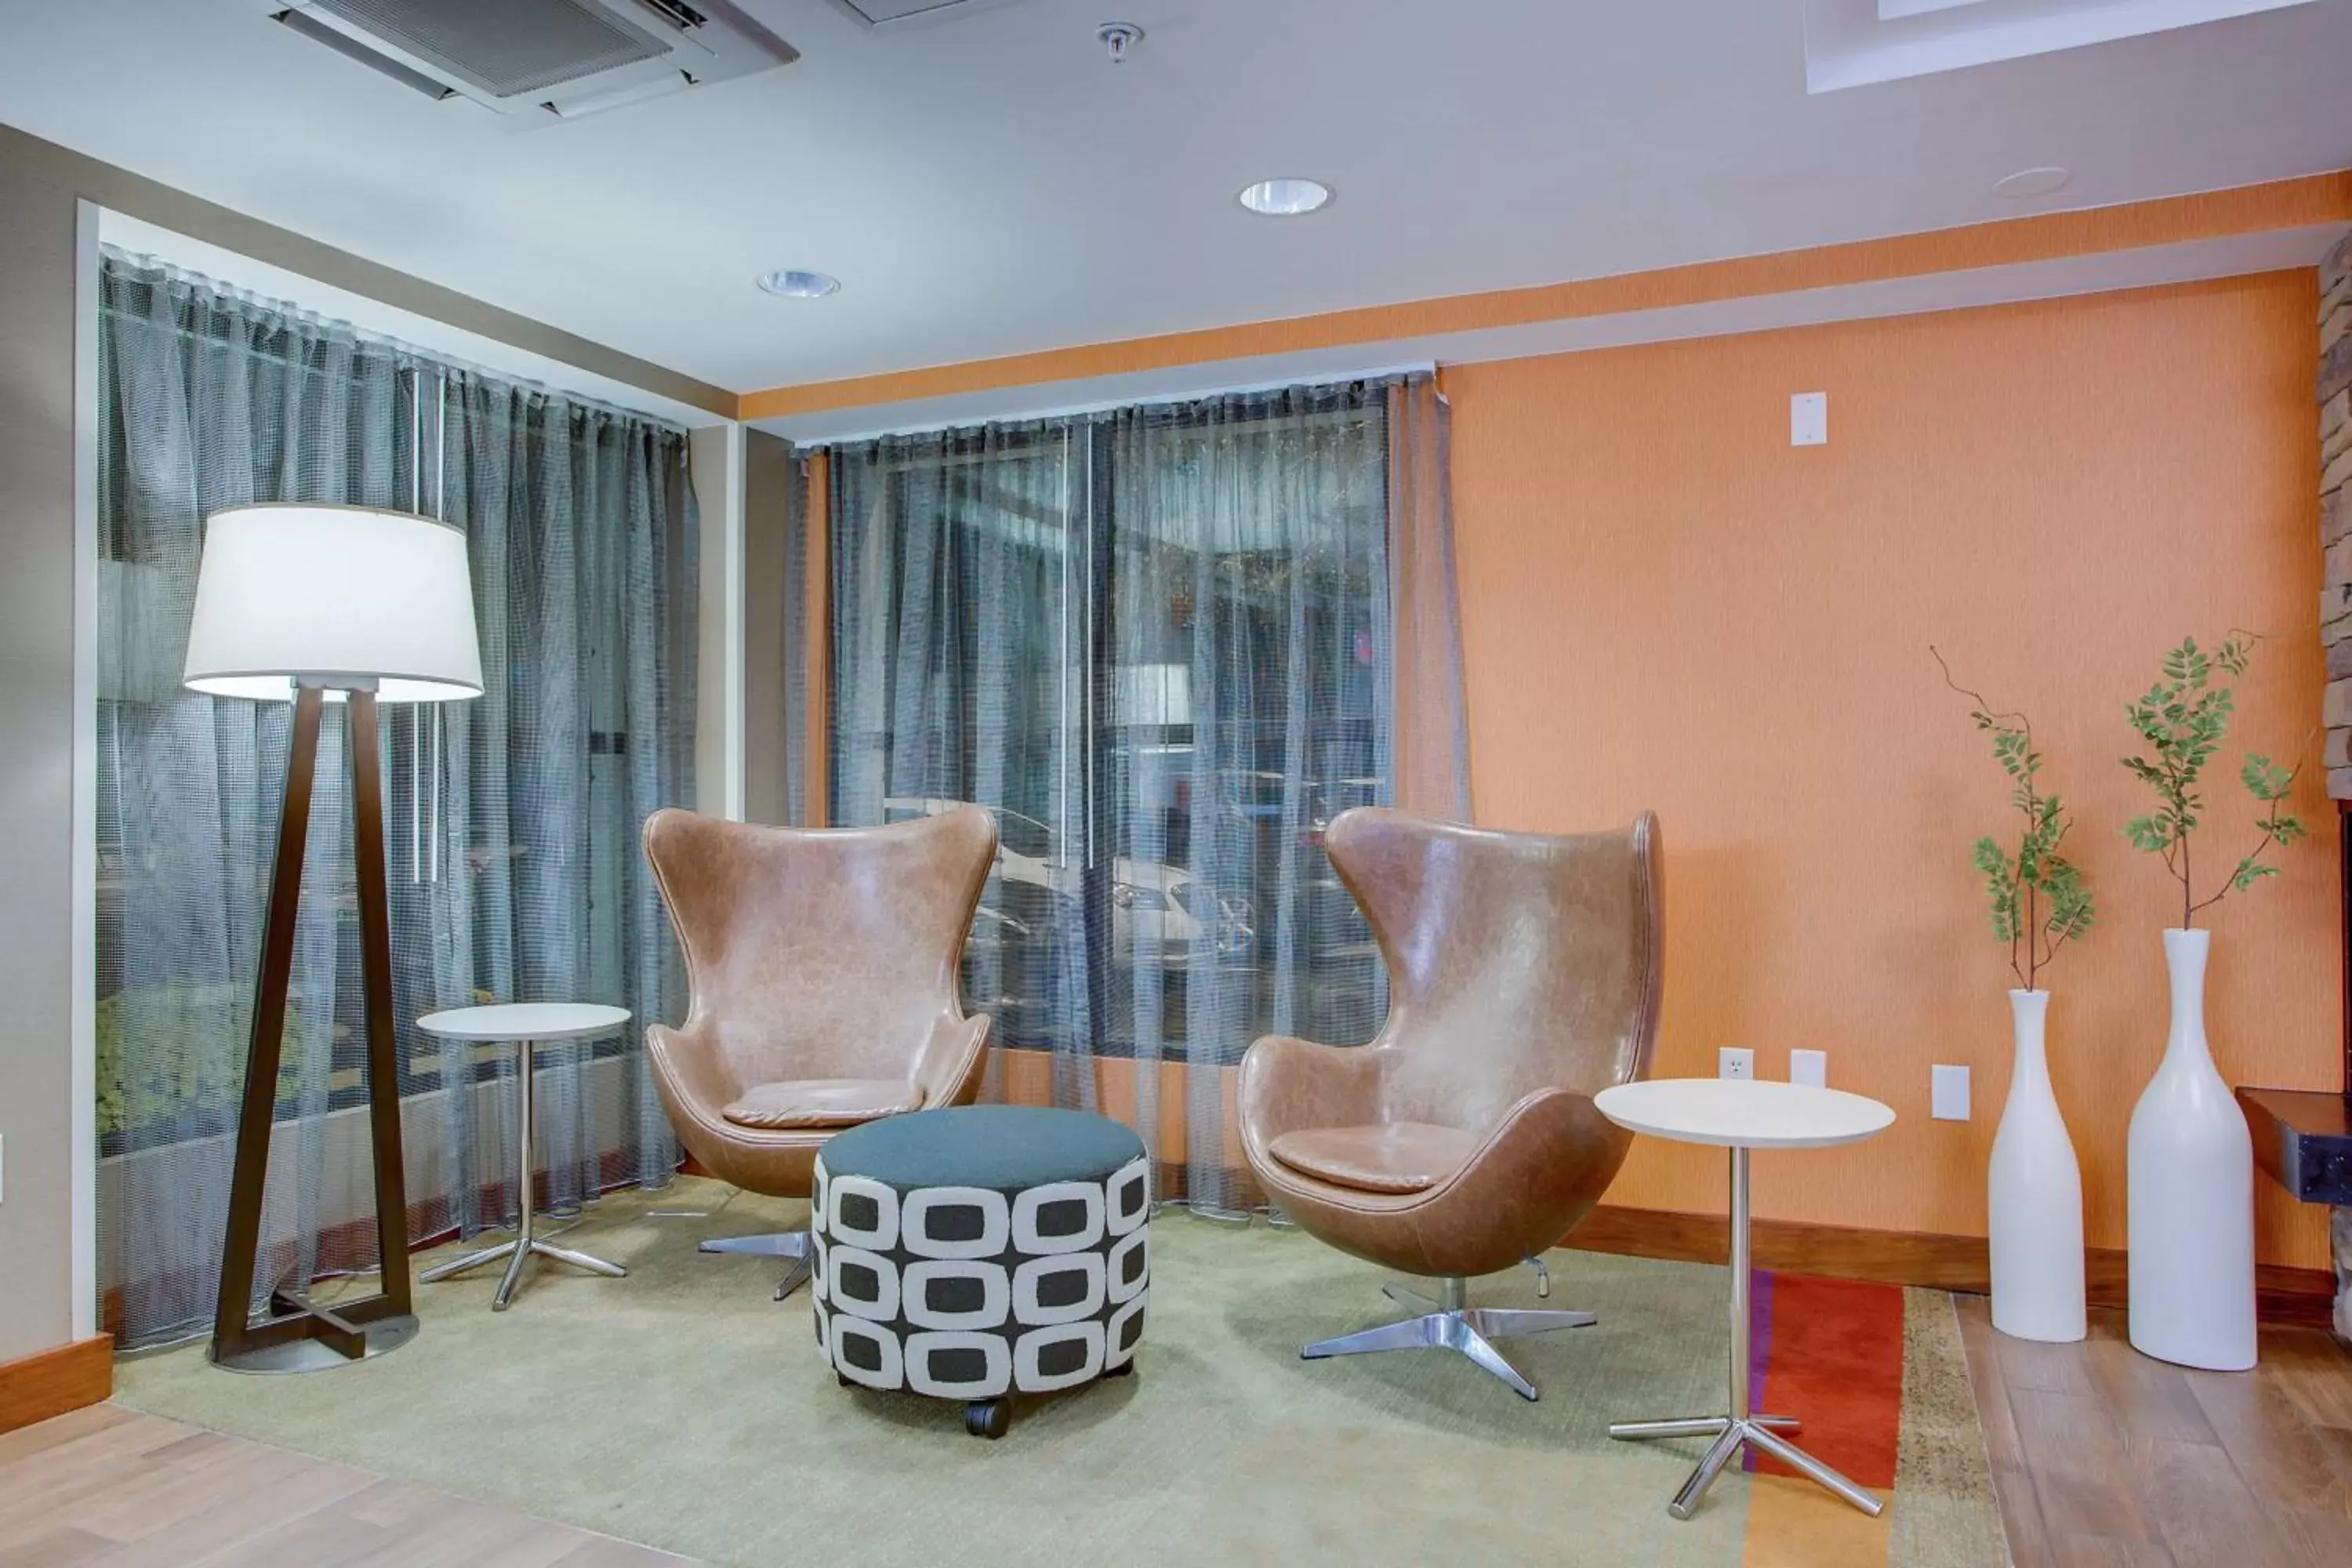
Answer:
[2326,234,2352,792]
[2321,230,2352,1340]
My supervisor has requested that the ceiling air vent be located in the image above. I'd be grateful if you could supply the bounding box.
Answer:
[273,0,797,119]
[826,0,1030,34]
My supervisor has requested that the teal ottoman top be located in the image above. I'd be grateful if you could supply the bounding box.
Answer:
[820,1105,1145,1190]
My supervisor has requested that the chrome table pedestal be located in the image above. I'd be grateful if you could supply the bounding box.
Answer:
[1609,1145,1884,1520]
[415,1008,633,1312]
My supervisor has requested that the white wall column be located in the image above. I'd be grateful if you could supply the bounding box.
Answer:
[689,422,747,821]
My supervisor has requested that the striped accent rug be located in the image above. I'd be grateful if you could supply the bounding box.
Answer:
[117,1178,2005,1567]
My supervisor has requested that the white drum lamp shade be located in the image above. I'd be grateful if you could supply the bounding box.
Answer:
[183,504,484,702]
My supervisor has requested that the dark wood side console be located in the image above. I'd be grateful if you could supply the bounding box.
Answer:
[2238,1087,2352,1207]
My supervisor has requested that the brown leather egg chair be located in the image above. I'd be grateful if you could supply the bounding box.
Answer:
[1239,807,1661,1399]
[641,806,997,1299]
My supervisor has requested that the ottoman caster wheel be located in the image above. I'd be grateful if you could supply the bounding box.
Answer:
[1102,1360,1136,1378]
[965,1399,1011,1439]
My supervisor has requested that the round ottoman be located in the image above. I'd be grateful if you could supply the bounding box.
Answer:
[811,1105,1151,1438]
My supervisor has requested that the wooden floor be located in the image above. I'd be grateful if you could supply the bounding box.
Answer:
[0,1403,693,1567]
[1958,1295,2352,1567]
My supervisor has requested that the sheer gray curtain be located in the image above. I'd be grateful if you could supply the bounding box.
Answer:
[825,375,1465,1214]
[94,250,695,1350]
[829,420,1091,1098]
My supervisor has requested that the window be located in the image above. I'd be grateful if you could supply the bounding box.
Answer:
[93,249,696,1347]
[826,380,1397,1084]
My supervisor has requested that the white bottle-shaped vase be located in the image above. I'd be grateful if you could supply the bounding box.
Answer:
[2126,927,2257,1370]
[1987,989,2085,1341]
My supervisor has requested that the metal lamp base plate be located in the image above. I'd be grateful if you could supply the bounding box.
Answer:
[206,1313,419,1375]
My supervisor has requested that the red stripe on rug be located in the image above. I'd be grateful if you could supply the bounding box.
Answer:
[1748,1272,1905,1490]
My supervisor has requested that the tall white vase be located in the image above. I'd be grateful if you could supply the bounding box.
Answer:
[1987,989,2085,1341]
[2126,927,2257,1370]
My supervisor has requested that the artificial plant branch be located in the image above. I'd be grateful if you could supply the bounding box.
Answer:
[1933,648,2031,733]
[2118,636,2305,927]
[1937,647,2093,991]
[2184,735,2311,917]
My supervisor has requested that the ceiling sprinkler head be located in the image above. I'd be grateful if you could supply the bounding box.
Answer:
[1098,22,1142,64]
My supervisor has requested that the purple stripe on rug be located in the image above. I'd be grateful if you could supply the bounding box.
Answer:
[1744,1266,1774,1472]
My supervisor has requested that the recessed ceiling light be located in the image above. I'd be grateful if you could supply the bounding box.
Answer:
[1993,166,2070,200]
[1238,178,1333,217]
[756,269,840,298]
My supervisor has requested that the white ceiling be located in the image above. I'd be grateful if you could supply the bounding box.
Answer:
[4,0,2349,395]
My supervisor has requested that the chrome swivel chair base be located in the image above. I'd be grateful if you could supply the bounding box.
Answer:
[419,1233,626,1312]
[1611,1414,1879,1520]
[698,1231,812,1301]
[1301,1279,1596,1401]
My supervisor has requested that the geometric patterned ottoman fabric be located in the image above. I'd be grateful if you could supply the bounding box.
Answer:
[809,1106,1150,1401]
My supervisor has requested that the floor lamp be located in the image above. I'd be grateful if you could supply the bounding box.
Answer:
[187,503,484,1374]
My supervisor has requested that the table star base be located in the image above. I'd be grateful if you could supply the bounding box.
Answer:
[1610,1412,1879,1519]
[1607,1143,1885,1520]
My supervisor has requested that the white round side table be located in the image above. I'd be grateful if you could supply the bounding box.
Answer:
[1594,1076,1896,1521]
[415,1003,633,1312]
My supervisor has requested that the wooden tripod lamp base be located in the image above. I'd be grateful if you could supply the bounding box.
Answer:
[183,505,485,1376]
[209,1293,422,1374]
[208,683,421,1375]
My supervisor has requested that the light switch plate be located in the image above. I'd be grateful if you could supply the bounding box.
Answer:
[1718,1047,1755,1081]
[1791,391,1828,446]
[1931,1064,1971,1121]
[1789,1048,1828,1088]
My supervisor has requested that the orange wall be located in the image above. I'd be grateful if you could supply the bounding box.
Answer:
[1446,272,2337,1269]
[740,173,2352,420]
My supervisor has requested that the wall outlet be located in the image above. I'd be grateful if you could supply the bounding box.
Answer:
[1931,1064,1972,1121]
[1791,391,1828,447]
[1789,1048,1828,1088]
[1718,1047,1755,1081]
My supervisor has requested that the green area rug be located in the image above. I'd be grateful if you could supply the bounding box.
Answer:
[116,1179,2004,1566]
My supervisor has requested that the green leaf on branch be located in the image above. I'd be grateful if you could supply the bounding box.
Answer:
[2044,858,2095,941]
[1971,835,2018,942]
[2241,754,2294,802]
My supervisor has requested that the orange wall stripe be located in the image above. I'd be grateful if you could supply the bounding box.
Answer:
[739,172,2352,422]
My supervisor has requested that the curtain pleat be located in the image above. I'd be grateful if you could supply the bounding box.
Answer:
[94,250,695,1350]
[1104,383,1396,1214]
[781,452,811,827]
[1388,376,1472,822]
[821,374,1465,1214]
